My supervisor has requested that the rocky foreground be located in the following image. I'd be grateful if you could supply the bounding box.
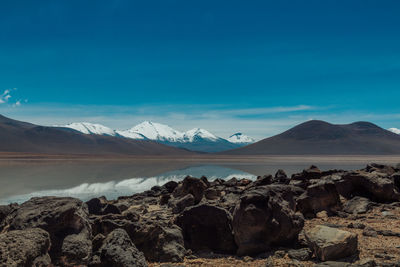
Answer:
[1,164,400,267]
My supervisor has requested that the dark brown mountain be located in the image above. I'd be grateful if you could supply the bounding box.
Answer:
[0,115,193,155]
[222,120,400,155]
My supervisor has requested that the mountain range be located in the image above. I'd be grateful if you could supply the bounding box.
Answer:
[0,115,192,155]
[61,121,255,153]
[2,114,400,155]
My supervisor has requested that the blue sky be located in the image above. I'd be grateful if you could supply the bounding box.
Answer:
[1,0,400,139]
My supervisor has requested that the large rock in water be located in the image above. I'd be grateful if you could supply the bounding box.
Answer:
[297,181,342,218]
[176,204,237,254]
[343,171,400,202]
[5,197,92,266]
[99,228,147,267]
[232,185,304,256]
[0,228,51,267]
[305,225,358,261]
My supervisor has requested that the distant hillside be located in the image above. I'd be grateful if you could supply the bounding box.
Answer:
[223,120,400,155]
[0,115,193,155]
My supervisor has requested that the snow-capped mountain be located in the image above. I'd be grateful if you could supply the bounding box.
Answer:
[117,121,183,142]
[57,121,255,152]
[388,128,400,134]
[228,133,256,144]
[60,122,117,136]
[183,128,219,142]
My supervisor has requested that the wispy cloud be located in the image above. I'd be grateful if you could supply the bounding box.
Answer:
[0,88,25,107]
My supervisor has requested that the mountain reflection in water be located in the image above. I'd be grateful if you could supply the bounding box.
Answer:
[0,165,256,204]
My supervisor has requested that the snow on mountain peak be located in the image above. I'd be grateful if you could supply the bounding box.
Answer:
[183,128,219,142]
[388,128,400,134]
[61,122,116,136]
[228,132,255,144]
[118,121,184,142]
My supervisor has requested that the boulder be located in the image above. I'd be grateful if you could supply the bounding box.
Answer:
[173,176,207,204]
[0,228,51,267]
[102,204,121,215]
[204,188,220,200]
[86,197,104,215]
[233,185,304,255]
[162,181,179,193]
[305,225,358,261]
[343,171,400,202]
[343,197,372,214]
[292,165,323,183]
[391,172,400,190]
[219,192,241,215]
[133,224,186,262]
[0,205,13,223]
[99,228,147,267]
[273,169,290,184]
[176,204,237,254]
[0,204,16,231]
[6,196,92,265]
[91,214,139,241]
[287,248,313,261]
[365,163,396,176]
[225,177,238,187]
[297,181,341,217]
[251,175,272,187]
[169,194,195,214]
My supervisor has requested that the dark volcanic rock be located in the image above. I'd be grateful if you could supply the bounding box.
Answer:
[225,177,239,187]
[287,248,313,261]
[173,176,208,204]
[362,227,378,237]
[273,169,290,184]
[204,188,221,200]
[251,175,273,187]
[233,185,304,255]
[305,225,358,261]
[86,197,121,215]
[99,228,147,267]
[297,181,342,218]
[133,224,186,262]
[343,171,400,202]
[6,196,92,266]
[0,228,51,267]
[176,204,237,254]
[92,214,139,241]
[162,181,179,193]
[343,197,372,215]
[169,194,195,214]
[0,204,16,231]
[0,205,13,223]
[292,165,323,181]
[86,197,105,215]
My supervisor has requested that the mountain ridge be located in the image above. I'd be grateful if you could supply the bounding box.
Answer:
[0,115,194,155]
[222,120,400,155]
[60,121,255,153]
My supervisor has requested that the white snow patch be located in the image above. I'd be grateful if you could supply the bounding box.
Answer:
[228,133,255,144]
[60,122,117,136]
[388,128,400,134]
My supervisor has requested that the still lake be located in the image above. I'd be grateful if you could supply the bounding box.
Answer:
[1,156,399,204]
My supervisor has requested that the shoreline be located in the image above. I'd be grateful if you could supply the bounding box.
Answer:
[0,152,400,162]
[1,163,400,266]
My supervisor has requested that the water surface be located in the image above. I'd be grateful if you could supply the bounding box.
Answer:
[0,156,398,204]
